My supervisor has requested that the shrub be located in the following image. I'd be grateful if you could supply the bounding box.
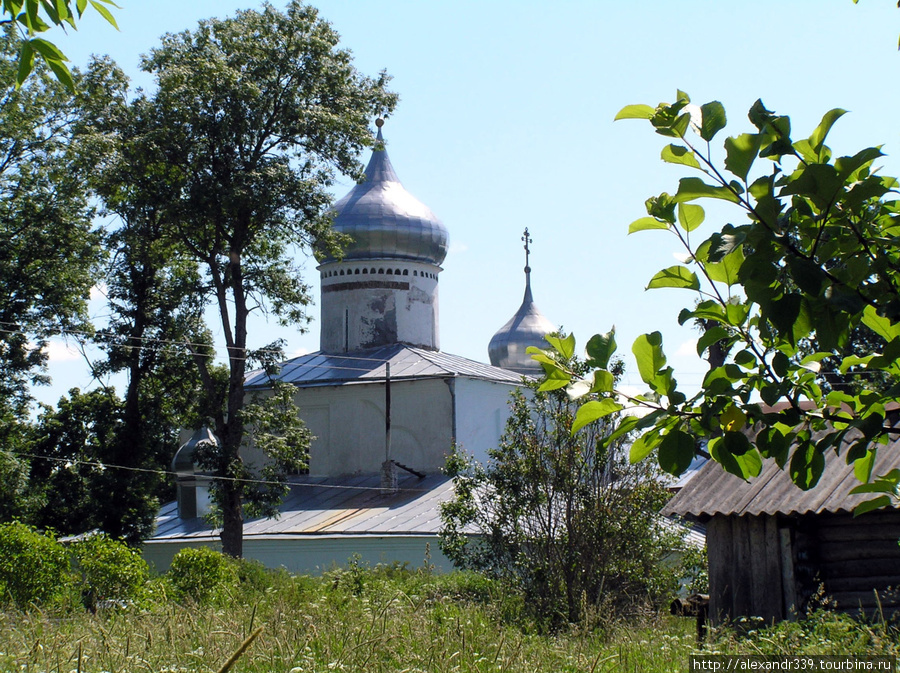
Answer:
[167,546,237,603]
[71,533,149,611]
[441,353,689,631]
[0,522,70,607]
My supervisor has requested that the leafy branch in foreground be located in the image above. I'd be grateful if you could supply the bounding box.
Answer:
[1,0,119,90]
[535,92,900,500]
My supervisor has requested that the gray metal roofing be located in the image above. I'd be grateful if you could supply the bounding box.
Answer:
[151,474,455,542]
[245,343,527,389]
[662,435,900,520]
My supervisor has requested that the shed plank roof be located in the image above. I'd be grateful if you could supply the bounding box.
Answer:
[663,435,900,520]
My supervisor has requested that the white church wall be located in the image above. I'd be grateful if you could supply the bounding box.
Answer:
[452,378,520,465]
[294,378,454,477]
[143,535,455,574]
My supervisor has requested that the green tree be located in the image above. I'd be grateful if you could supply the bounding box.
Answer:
[27,387,123,536]
[76,58,212,543]
[71,533,149,611]
[1,0,119,89]
[440,340,685,630]
[537,93,900,505]
[133,2,397,557]
[0,521,70,607]
[0,26,102,419]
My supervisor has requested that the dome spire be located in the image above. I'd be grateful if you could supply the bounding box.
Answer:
[522,227,533,303]
[488,229,557,375]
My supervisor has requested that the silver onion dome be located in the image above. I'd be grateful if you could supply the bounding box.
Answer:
[325,120,449,265]
[488,229,556,376]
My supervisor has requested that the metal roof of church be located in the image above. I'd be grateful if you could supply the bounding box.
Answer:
[245,343,527,389]
[151,473,455,542]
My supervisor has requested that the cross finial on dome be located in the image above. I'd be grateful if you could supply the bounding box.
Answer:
[522,228,532,273]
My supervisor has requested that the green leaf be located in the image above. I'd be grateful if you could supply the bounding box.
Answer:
[722,429,751,454]
[645,193,677,223]
[15,40,35,88]
[628,217,669,234]
[544,333,575,360]
[658,429,695,476]
[705,245,745,286]
[699,101,726,141]
[590,369,615,393]
[572,399,623,434]
[585,328,616,369]
[809,108,846,160]
[756,426,790,466]
[724,133,762,181]
[674,177,740,204]
[632,332,666,384]
[768,294,802,342]
[850,469,900,494]
[603,414,642,451]
[661,144,701,169]
[647,266,700,291]
[861,305,900,341]
[537,374,569,392]
[615,104,655,121]
[789,440,825,490]
[709,436,762,480]
[733,448,763,479]
[42,56,74,91]
[76,0,87,15]
[853,495,893,516]
[28,36,66,61]
[786,256,825,295]
[853,448,877,484]
[88,0,118,28]
[629,429,661,463]
[677,203,705,233]
[696,324,729,358]
[39,0,60,25]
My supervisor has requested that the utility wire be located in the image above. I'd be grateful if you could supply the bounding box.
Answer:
[17,451,433,494]
[0,322,418,374]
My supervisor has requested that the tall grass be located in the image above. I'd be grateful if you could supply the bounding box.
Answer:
[0,563,897,672]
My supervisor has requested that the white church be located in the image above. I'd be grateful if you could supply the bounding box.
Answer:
[144,121,557,573]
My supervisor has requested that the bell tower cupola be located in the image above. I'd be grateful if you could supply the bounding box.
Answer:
[318,119,449,353]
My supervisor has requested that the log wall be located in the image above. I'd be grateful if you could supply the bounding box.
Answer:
[707,510,900,624]
[812,511,900,616]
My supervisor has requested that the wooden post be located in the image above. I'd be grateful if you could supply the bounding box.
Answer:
[381,362,397,493]
[779,525,797,620]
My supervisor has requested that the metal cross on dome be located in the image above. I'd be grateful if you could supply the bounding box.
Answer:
[522,228,532,273]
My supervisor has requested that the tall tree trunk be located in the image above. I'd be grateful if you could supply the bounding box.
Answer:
[219,251,248,558]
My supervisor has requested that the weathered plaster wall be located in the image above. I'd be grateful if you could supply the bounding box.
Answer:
[319,260,440,352]
[295,378,453,477]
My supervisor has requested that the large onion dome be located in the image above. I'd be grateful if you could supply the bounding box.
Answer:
[488,229,556,376]
[325,120,449,265]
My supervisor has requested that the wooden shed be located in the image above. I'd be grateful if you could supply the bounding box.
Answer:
[663,440,900,625]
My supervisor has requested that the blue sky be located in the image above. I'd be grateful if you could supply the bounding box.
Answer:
[33,0,900,408]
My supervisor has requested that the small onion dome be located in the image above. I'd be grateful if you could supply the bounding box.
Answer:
[324,119,449,265]
[488,273,556,376]
[172,427,218,477]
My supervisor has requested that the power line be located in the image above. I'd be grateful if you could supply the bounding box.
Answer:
[16,451,433,494]
[0,321,413,374]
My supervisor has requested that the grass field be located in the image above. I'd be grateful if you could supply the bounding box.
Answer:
[2,563,898,672]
